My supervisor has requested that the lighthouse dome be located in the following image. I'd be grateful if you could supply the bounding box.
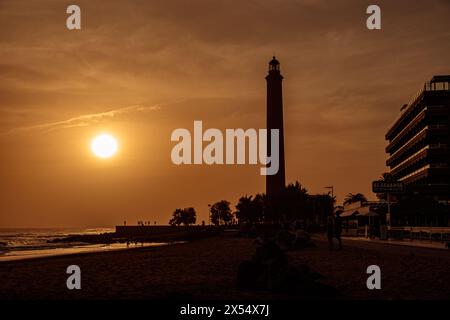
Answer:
[269,56,279,65]
[269,56,280,71]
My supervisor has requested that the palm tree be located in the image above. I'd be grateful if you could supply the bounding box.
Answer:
[343,193,367,206]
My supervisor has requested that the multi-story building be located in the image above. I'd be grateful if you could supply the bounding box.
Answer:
[385,75,450,204]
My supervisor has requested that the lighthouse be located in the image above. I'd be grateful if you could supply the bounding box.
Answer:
[265,56,286,200]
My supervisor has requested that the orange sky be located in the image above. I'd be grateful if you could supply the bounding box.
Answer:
[1,0,449,227]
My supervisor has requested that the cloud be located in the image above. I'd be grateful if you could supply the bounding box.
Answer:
[4,103,161,135]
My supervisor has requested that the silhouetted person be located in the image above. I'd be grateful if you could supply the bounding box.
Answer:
[326,215,334,250]
[334,212,342,250]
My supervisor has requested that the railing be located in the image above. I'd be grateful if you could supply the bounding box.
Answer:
[390,145,428,175]
[386,107,427,151]
[430,163,449,168]
[386,107,448,152]
[429,124,448,129]
[430,143,448,149]
[428,105,448,111]
[386,80,450,138]
[389,143,450,176]
[398,164,430,181]
[424,81,450,91]
[387,126,428,165]
[389,226,450,242]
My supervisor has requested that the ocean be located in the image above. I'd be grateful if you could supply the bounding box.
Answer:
[0,227,166,261]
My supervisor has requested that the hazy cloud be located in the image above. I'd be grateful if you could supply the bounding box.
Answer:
[4,104,161,135]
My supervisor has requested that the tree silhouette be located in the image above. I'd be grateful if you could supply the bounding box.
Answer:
[343,193,368,206]
[278,181,309,221]
[235,181,333,227]
[169,208,183,226]
[234,181,332,226]
[182,207,197,225]
[209,200,232,226]
[169,207,197,226]
[235,194,266,225]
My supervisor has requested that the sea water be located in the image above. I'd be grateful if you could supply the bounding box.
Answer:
[0,227,168,262]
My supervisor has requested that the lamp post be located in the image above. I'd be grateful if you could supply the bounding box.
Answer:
[324,186,334,202]
[324,186,335,227]
[208,204,211,226]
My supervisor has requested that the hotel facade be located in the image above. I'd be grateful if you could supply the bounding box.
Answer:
[385,76,450,204]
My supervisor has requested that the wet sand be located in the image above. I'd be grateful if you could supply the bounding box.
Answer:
[1,233,449,300]
[0,242,174,262]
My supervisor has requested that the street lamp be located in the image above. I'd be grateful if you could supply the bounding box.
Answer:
[324,186,335,215]
[324,186,334,199]
[208,204,211,226]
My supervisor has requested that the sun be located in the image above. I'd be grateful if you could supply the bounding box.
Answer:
[91,134,118,158]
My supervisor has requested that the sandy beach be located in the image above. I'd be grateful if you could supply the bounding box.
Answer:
[1,233,450,300]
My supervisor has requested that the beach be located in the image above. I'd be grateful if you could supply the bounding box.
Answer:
[1,233,450,300]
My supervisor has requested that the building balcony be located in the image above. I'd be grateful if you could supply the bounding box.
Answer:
[386,127,427,167]
[391,145,449,179]
[386,126,449,167]
[386,76,450,140]
[386,109,426,153]
[399,164,450,185]
[390,146,428,177]
[385,106,448,154]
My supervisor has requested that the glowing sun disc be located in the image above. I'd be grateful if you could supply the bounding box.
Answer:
[91,134,118,158]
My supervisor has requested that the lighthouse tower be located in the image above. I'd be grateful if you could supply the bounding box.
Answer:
[265,56,286,200]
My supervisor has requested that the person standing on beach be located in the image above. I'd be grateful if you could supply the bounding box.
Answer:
[326,215,334,250]
[334,212,342,250]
